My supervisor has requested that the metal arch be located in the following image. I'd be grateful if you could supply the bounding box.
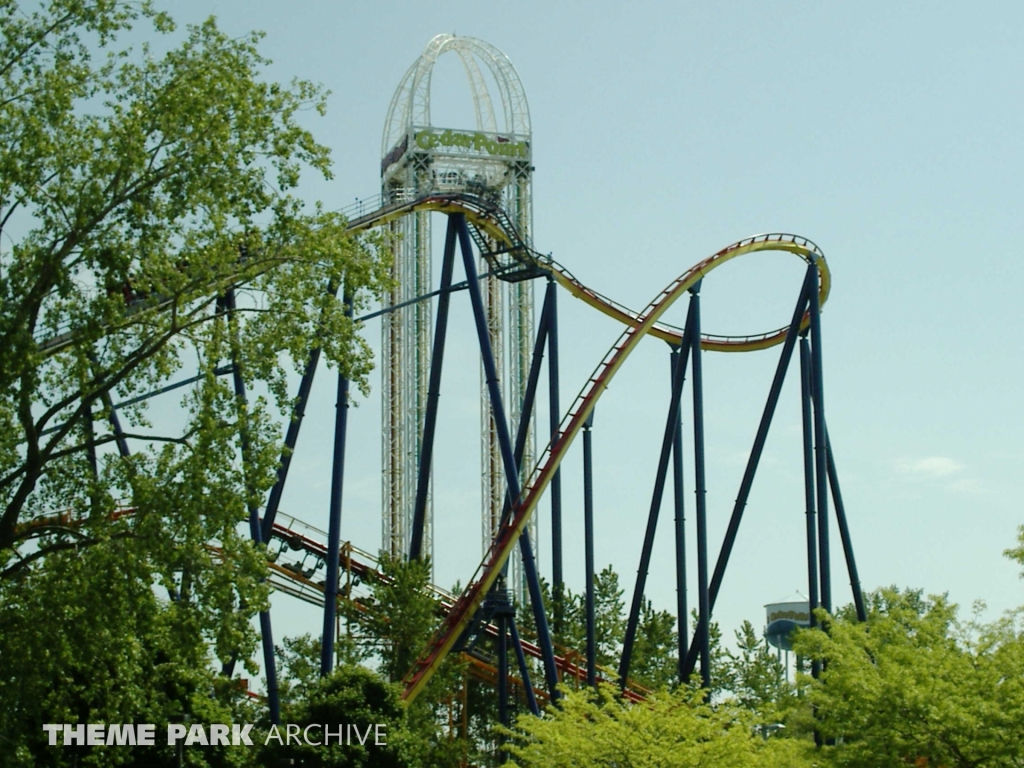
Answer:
[452,47,498,135]
[381,34,532,157]
[381,61,418,157]
[446,36,530,136]
[404,36,502,137]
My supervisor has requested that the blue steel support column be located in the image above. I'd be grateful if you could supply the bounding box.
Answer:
[103,395,131,458]
[84,401,98,478]
[90,353,130,458]
[262,348,321,538]
[262,282,339,541]
[582,409,597,687]
[87,353,129,459]
[456,216,560,698]
[223,289,280,724]
[546,275,564,608]
[825,433,867,622]
[495,595,511,743]
[410,218,459,560]
[493,270,550,617]
[809,263,831,614]
[548,274,565,593]
[681,267,815,681]
[509,618,540,715]
[671,344,688,683]
[499,283,552,529]
[619,298,696,688]
[799,337,821,680]
[689,282,711,692]
[321,297,353,677]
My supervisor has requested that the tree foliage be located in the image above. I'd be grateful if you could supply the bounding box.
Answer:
[0,1,385,762]
[628,598,678,690]
[0,538,254,767]
[795,588,1024,768]
[0,0,386,641]
[259,665,409,768]
[1005,525,1024,577]
[721,620,793,719]
[0,0,385,575]
[294,561,466,768]
[345,555,438,684]
[504,684,811,768]
[4,8,1024,768]
[529,565,683,690]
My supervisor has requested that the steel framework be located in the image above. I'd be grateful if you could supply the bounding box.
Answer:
[380,36,538,598]
[22,36,870,736]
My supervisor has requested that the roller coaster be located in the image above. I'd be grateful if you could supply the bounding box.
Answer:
[263,33,865,725]
[23,34,868,733]
[197,180,859,729]
[238,183,862,719]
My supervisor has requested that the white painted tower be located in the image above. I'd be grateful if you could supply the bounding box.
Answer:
[380,35,536,593]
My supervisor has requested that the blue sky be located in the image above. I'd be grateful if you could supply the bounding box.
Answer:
[158,2,1024,653]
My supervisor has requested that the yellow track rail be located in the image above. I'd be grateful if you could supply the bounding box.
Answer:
[346,192,829,352]
[33,192,827,702]
[345,193,829,702]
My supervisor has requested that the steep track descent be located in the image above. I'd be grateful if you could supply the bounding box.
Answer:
[32,191,829,702]
[345,192,829,701]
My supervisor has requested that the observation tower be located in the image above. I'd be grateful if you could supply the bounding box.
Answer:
[379,35,537,582]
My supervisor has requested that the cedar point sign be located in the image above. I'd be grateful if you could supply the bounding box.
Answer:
[414,128,530,159]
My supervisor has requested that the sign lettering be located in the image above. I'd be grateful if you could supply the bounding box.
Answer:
[414,129,529,159]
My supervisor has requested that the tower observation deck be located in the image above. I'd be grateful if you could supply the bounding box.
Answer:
[380,35,537,588]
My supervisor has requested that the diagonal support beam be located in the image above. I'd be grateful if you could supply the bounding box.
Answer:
[223,289,280,724]
[262,282,338,541]
[321,296,354,676]
[410,218,459,560]
[690,283,711,692]
[509,617,540,715]
[582,408,597,687]
[619,297,697,688]
[671,344,688,683]
[498,278,552,531]
[546,276,564,602]
[800,335,822,680]
[827,430,866,622]
[456,214,560,699]
[809,264,832,614]
[804,326,866,624]
[88,352,131,459]
[682,267,816,683]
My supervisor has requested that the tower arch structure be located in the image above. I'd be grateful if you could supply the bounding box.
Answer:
[380,35,536,585]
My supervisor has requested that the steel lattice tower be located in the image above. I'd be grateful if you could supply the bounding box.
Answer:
[380,35,536,590]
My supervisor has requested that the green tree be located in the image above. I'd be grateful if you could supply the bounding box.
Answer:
[504,684,814,768]
[525,565,627,674]
[0,1,385,762]
[276,633,367,707]
[259,665,408,768]
[1006,525,1024,576]
[592,566,627,669]
[0,538,255,767]
[681,608,729,698]
[721,620,794,718]
[346,555,438,684]
[0,0,385,573]
[336,556,470,767]
[794,588,1024,768]
[628,598,677,690]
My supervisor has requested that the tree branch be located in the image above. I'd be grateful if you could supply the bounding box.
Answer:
[1,530,135,580]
